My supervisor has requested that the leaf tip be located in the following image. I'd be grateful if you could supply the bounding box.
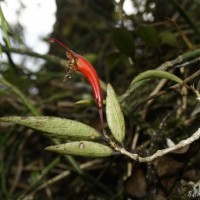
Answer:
[45,145,57,152]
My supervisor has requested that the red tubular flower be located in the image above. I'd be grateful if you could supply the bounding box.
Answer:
[49,38,104,129]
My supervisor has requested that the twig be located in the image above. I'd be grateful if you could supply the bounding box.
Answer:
[18,159,103,200]
[191,84,200,102]
[1,45,66,68]
[142,78,168,118]
[169,0,200,38]
[0,75,40,116]
[133,69,200,112]
[158,49,200,70]
[3,44,200,74]
[111,128,200,162]
[167,18,195,50]
[120,49,200,103]
[106,87,200,162]
[17,157,61,200]
[175,56,200,69]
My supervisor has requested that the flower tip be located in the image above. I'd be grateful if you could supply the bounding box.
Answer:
[49,38,56,43]
[48,38,71,52]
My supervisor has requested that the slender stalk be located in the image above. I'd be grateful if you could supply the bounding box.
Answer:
[0,75,39,116]
[0,5,11,48]
[17,158,61,200]
[120,48,200,102]
[169,0,200,39]
[1,45,66,68]
[158,49,200,70]
[107,128,200,162]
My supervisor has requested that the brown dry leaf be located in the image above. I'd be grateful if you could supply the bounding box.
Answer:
[155,193,168,200]
[154,156,184,178]
[166,138,189,154]
[182,169,197,181]
[153,156,185,192]
[125,167,147,198]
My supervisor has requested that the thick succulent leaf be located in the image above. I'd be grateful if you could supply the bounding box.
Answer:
[130,70,183,93]
[45,141,114,157]
[106,84,125,143]
[0,116,101,141]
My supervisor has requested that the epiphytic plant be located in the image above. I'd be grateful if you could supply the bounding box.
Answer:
[1,39,200,162]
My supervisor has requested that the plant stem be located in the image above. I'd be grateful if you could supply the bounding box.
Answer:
[169,0,200,39]
[109,128,200,162]
[0,75,40,116]
[1,45,66,67]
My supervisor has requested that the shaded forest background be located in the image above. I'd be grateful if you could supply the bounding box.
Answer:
[1,0,200,199]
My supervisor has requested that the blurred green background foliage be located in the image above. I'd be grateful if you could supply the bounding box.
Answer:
[1,0,200,199]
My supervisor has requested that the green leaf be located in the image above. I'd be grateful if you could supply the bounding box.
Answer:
[159,31,178,47]
[75,99,106,106]
[0,5,11,48]
[106,84,125,143]
[0,116,101,141]
[45,141,114,157]
[128,79,148,94]
[83,53,97,63]
[75,99,96,106]
[113,28,135,57]
[137,25,159,48]
[0,76,39,116]
[129,70,183,93]
[106,52,123,69]
[0,44,2,54]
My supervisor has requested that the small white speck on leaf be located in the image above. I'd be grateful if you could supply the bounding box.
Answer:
[79,142,84,149]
